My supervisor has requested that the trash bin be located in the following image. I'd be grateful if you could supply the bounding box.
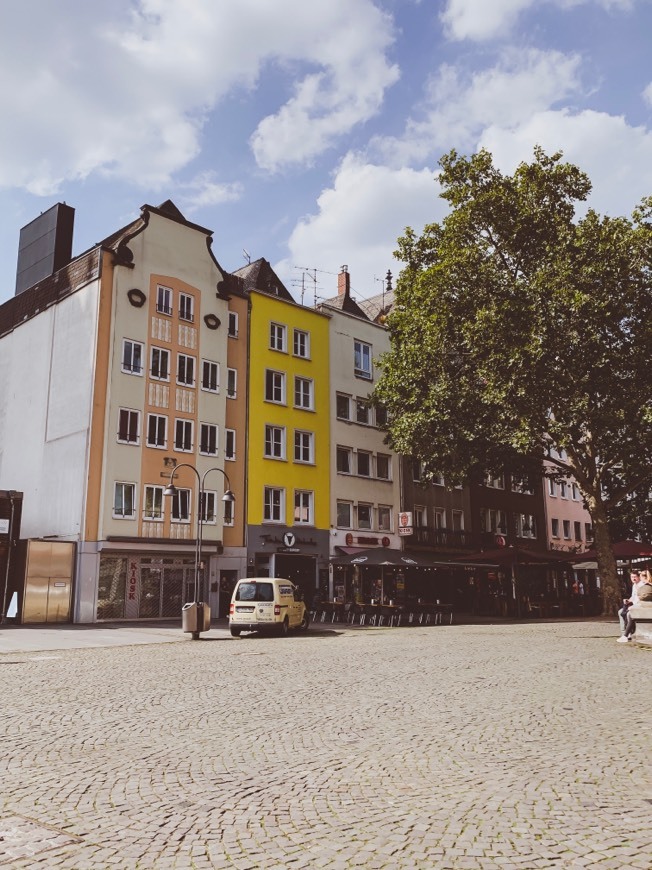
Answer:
[181,601,211,638]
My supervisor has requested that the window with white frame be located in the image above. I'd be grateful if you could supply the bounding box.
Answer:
[551,518,560,538]
[482,508,507,533]
[179,292,194,322]
[511,475,533,494]
[113,482,135,519]
[336,394,351,420]
[337,446,352,473]
[562,519,571,539]
[177,353,195,387]
[485,473,505,489]
[150,347,170,381]
[227,311,238,337]
[585,522,594,541]
[225,429,236,460]
[122,339,144,375]
[293,328,310,358]
[378,505,391,531]
[414,506,426,528]
[434,509,446,529]
[548,478,557,496]
[171,488,191,522]
[223,497,234,526]
[294,376,313,410]
[264,425,285,459]
[574,521,582,541]
[571,483,579,500]
[199,423,218,456]
[226,368,237,398]
[143,485,164,520]
[432,473,445,486]
[265,369,285,404]
[117,408,140,444]
[357,503,372,529]
[201,360,219,393]
[376,454,391,480]
[357,451,371,477]
[559,480,567,499]
[356,398,371,425]
[199,491,217,524]
[294,430,314,464]
[452,510,464,531]
[517,514,537,538]
[294,490,313,525]
[337,501,352,527]
[269,322,287,352]
[156,285,172,315]
[147,414,167,448]
[354,340,372,379]
[174,419,193,452]
[264,486,284,522]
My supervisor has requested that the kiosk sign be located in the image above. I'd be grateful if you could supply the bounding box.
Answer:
[398,512,413,536]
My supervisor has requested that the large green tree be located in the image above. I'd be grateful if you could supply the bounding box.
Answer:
[374,147,652,615]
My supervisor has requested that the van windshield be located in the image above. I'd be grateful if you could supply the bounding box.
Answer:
[235,582,274,602]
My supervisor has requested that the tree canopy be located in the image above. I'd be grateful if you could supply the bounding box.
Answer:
[374,147,652,612]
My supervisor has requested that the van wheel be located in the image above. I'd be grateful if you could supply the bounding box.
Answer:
[300,612,310,632]
[279,618,289,637]
[230,627,242,637]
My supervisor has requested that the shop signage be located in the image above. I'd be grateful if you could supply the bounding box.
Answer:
[357,536,378,545]
[261,532,316,548]
[125,557,140,619]
[398,527,413,537]
[398,512,412,535]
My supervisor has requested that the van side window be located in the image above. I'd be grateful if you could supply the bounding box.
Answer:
[235,581,274,602]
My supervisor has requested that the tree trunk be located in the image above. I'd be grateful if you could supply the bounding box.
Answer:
[588,497,620,617]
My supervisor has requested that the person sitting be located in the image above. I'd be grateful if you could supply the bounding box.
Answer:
[618,569,639,636]
[618,569,646,643]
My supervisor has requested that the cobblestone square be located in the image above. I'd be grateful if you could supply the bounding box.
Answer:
[1,620,650,868]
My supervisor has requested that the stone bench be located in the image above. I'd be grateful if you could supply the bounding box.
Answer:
[629,601,652,648]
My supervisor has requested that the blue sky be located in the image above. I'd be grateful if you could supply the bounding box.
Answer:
[1,0,651,307]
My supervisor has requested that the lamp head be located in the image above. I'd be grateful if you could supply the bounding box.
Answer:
[222,489,236,504]
[163,483,178,498]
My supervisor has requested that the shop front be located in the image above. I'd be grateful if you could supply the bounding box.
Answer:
[247,526,330,605]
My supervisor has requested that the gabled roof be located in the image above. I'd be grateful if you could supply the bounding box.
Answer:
[320,291,370,320]
[232,258,294,302]
[357,288,395,323]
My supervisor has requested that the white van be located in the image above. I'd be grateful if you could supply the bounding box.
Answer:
[229,577,310,637]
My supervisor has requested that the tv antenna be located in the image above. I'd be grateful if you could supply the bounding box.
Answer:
[242,248,251,265]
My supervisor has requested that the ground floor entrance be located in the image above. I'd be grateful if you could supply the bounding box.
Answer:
[97,555,196,620]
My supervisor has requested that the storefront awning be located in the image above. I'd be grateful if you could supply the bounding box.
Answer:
[333,546,498,569]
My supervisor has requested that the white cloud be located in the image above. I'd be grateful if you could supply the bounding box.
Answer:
[275,154,442,300]
[441,0,634,41]
[0,0,398,194]
[178,172,243,214]
[373,49,583,165]
[643,82,652,106]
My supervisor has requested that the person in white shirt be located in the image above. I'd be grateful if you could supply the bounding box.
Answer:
[617,570,646,642]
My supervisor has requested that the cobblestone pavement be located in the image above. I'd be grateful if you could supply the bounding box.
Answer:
[1,620,650,869]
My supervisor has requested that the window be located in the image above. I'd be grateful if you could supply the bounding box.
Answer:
[357,503,372,529]
[414,506,426,528]
[294,490,313,525]
[199,423,218,456]
[227,311,238,337]
[179,292,194,322]
[432,473,445,486]
[223,498,234,526]
[571,483,579,501]
[585,523,594,542]
[563,519,571,539]
[511,475,533,494]
[156,285,172,315]
[337,446,352,473]
[122,339,144,375]
[172,488,191,522]
[452,510,464,532]
[517,514,537,538]
[227,368,237,399]
[376,454,391,480]
[560,481,567,499]
[199,491,217,524]
[174,419,193,452]
[147,414,167,448]
[551,518,560,538]
[113,483,135,519]
[434,509,446,529]
[294,376,313,410]
[357,451,371,477]
[356,399,371,424]
[485,473,505,489]
[336,394,351,420]
[548,479,557,496]
[117,408,140,444]
[337,502,352,527]
[354,340,372,379]
[294,430,314,464]
[177,353,195,387]
[412,460,423,482]
[265,370,285,404]
[378,505,391,531]
[293,329,310,358]
[225,429,236,460]
[143,485,163,520]
[375,405,387,427]
[483,508,507,534]
[264,486,284,522]
[270,322,287,352]
[150,347,170,381]
[574,521,582,541]
[264,425,285,459]
[201,360,219,393]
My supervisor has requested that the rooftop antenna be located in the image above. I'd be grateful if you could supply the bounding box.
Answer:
[242,248,251,265]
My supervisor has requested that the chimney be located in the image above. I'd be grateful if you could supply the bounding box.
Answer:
[15,202,75,295]
[338,265,350,297]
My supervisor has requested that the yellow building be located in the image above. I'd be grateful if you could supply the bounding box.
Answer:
[233,260,330,600]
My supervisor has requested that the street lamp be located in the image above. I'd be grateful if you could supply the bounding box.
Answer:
[163,464,235,639]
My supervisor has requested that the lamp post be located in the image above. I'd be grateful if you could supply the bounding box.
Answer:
[163,464,235,639]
